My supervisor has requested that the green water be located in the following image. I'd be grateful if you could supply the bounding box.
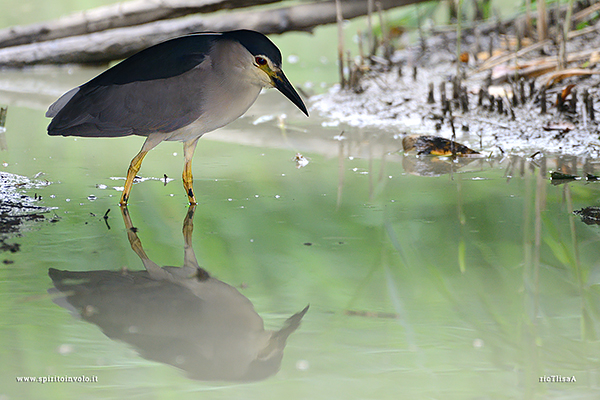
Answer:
[1,3,600,399]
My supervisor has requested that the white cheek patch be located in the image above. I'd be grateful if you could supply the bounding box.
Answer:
[252,67,273,87]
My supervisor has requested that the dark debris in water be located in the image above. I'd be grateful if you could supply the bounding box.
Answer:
[0,172,53,252]
[0,200,47,254]
[550,171,578,184]
[0,201,46,232]
[550,171,599,185]
[0,240,20,253]
[574,207,600,225]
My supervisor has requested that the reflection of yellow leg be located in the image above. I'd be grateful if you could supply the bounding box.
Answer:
[183,138,199,205]
[119,206,149,260]
[119,135,163,206]
[120,150,147,206]
[182,204,196,245]
[182,204,208,279]
[119,205,169,280]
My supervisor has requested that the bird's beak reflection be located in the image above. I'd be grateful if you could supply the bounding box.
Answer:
[272,71,309,117]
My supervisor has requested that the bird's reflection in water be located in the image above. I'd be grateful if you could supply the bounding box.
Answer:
[48,206,308,381]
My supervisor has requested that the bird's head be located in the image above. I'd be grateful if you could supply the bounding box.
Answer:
[223,30,309,117]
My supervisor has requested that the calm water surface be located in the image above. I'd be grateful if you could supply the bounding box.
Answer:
[1,19,600,400]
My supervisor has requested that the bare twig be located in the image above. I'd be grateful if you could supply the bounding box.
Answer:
[475,24,599,73]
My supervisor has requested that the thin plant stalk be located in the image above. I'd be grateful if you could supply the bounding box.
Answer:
[416,4,425,51]
[376,1,386,45]
[456,0,463,79]
[560,0,576,69]
[525,0,532,36]
[335,0,346,88]
[538,0,547,41]
[367,0,374,56]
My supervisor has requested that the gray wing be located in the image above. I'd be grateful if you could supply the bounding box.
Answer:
[46,88,78,119]
[47,65,208,137]
[47,33,219,138]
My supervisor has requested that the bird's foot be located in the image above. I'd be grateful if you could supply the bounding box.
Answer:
[187,188,197,205]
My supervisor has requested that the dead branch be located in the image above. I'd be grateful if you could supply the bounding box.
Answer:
[475,24,600,74]
[0,0,422,67]
[0,0,283,49]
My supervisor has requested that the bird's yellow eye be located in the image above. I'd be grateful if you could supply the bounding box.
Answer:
[255,56,267,66]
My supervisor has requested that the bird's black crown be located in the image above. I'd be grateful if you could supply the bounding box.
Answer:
[222,30,282,67]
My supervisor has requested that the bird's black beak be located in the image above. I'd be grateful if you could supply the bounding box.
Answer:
[272,71,309,117]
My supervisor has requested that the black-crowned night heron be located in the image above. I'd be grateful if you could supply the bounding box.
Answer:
[46,30,308,205]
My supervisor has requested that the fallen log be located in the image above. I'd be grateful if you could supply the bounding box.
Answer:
[0,0,284,49]
[0,0,421,67]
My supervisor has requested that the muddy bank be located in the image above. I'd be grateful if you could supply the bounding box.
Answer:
[312,20,600,158]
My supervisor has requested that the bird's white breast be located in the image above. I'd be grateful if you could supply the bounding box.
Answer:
[162,40,264,143]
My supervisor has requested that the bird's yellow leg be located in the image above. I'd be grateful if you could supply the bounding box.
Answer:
[120,151,148,206]
[119,135,163,206]
[182,138,199,205]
